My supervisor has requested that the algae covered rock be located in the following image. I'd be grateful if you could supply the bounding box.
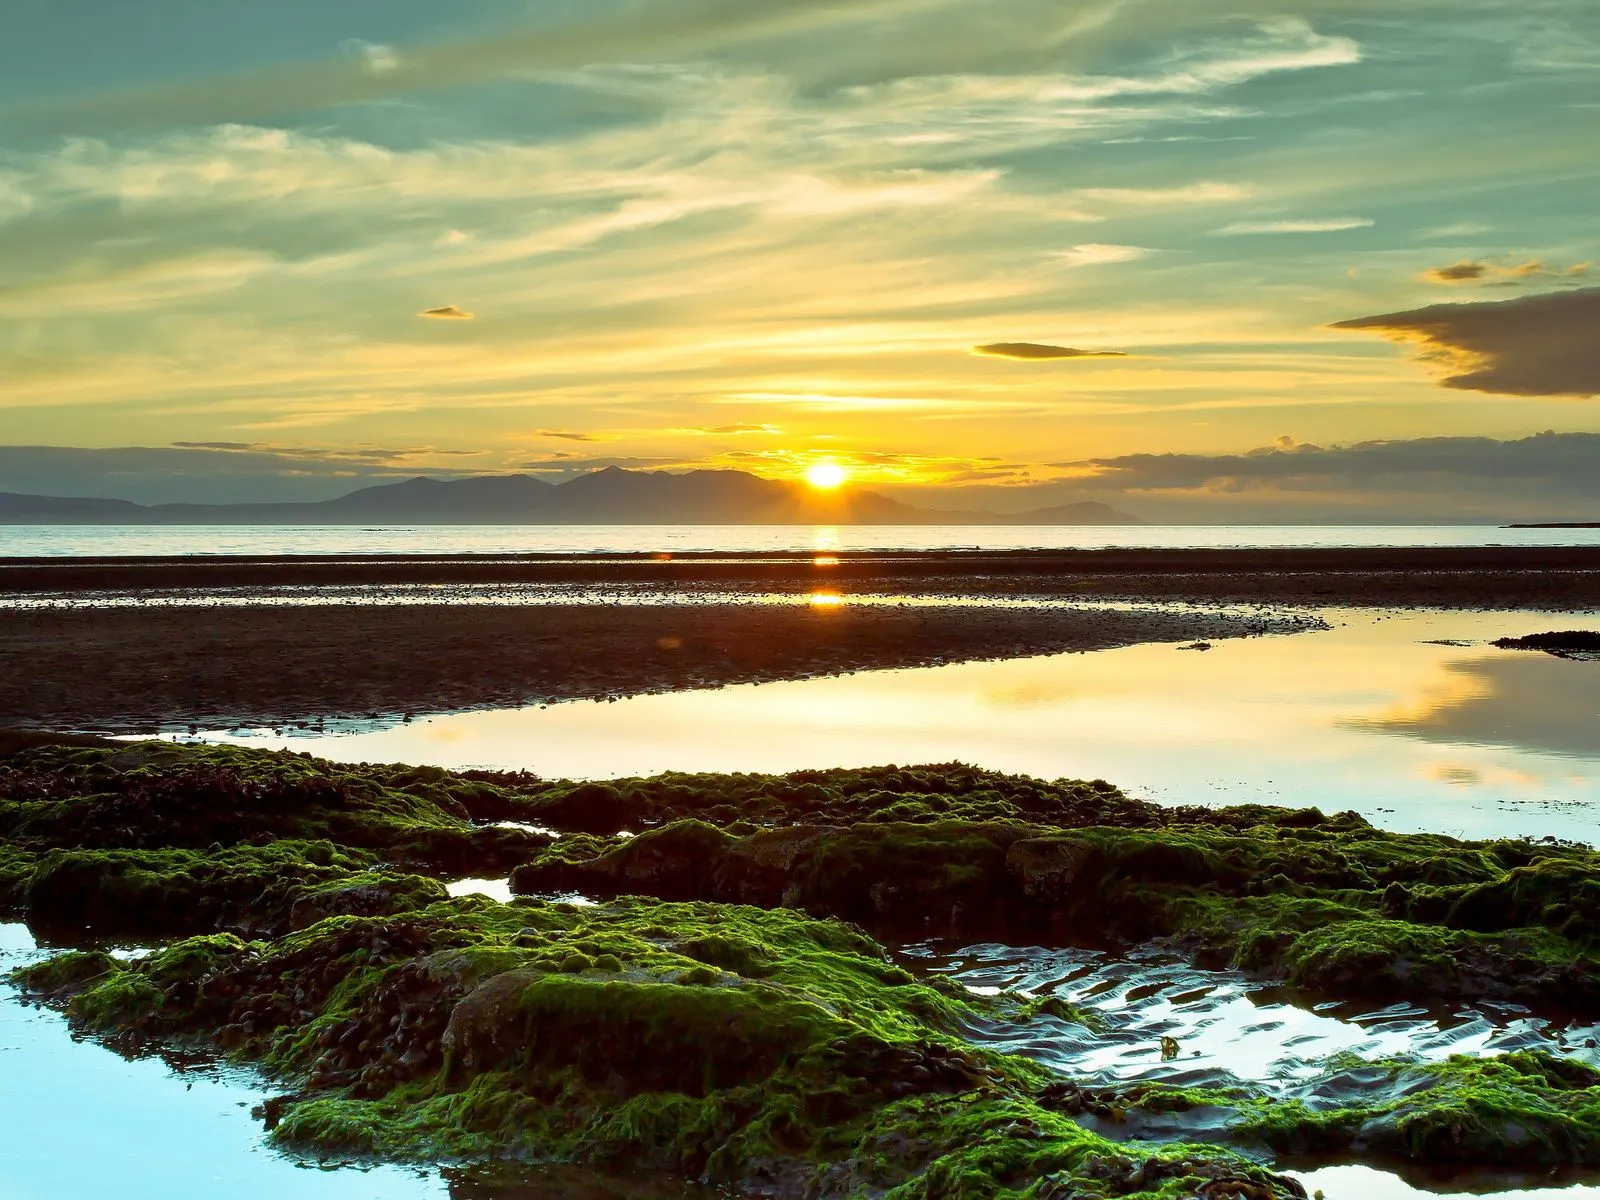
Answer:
[10,893,1301,1197]
[1238,1052,1600,1167]
[9,734,1600,1194]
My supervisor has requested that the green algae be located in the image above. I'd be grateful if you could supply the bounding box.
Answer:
[0,739,549,873]
[10,892,1298,1195]
[513,818,1600,1012]
[1233,1052,1600,1166]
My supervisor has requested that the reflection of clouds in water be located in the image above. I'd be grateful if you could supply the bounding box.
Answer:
[1423,761,1549,791]
[1354,655,1600,761]
[1426,762,1483,786]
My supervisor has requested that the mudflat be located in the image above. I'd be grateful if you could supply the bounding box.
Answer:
[0,602,1315,733]
[4,546,1598,733]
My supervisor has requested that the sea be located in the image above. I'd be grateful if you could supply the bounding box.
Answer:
[3,522,1599,557]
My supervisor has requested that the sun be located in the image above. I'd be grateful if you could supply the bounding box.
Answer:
[804,461,849,490]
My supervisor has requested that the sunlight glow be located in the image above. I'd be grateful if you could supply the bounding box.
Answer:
[808,591,845,608]
[805,462,849,490]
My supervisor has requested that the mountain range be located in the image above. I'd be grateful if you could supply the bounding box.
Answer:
[0,467,1141,526]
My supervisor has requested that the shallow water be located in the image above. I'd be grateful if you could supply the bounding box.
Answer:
[6,523,1600,558]
[1287,1164,1600,1200]
[7,913,1599,1200]
[913,942,1600,1090]
[0,923,717,1200]
[195,609,1600,843]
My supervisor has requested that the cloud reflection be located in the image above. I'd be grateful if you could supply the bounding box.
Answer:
[1351,654,1600,761]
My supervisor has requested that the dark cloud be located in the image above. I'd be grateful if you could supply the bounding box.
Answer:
[882,431,1600,522]
[538,430,602,442]
[1424,261,1488,283]
[1421,259,1591,285]
[420,305,473,320]
[972,342,1127,360]
[170,442,451,464]
[1059,431,1600,498]
[1334,288,1600,397]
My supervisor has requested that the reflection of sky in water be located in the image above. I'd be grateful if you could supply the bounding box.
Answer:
[1288,1165,1600,1200]
[0,924,445,1200]
[913,943,1600,1090]
[0,924,713,1200]
[196,609,1600,843]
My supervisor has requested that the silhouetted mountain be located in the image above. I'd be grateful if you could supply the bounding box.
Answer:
[0,469,1142,525]
[0,492,143,520]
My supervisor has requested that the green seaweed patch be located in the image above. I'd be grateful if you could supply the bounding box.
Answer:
[1237,1052,1600,1166]
[514,818,1600,1014]
[16,895,1303,1197]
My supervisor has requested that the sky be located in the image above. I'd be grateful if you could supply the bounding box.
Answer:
[1,0,1598,518]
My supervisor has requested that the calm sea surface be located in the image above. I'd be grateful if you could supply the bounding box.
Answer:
[4,522,1600,557]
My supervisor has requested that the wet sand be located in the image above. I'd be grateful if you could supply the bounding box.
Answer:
[4,548,1595,733]
[0,601,1316,734]
[5,545,1600,608]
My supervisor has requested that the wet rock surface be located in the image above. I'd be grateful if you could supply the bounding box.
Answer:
[7,733,1600,1195]
[1494,631,1600,661]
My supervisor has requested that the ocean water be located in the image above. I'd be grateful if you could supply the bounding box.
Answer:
[4,522,1600,557]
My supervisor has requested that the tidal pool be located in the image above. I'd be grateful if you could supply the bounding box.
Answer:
[198,608,1600,843]
[915,942,1600,1088]
[0,924,719,1200]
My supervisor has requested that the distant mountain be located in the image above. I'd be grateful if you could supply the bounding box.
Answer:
[0,468,1142,526]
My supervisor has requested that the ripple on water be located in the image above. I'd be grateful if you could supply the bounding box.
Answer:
[904,942,1600,1090]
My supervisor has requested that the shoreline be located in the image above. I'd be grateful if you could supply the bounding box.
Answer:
[5,547,1599,735]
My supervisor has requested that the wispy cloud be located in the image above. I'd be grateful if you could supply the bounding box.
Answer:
[1049,243,1151,268]
[1422,258,1590,285]
[1214,217,1374,235]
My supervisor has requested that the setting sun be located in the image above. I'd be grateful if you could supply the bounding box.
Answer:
[804,462,849,490]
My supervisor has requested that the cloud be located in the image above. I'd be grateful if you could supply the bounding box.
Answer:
[1056,431,1600,492]
[972,342,1127,360]
[1333,287,1600,397]
[690,423,783,435]
[0,443,496,504]
[517,455,689,475]
[1422,258,1591,285]
[1214,217,1373,235]
[1049,243,1150,268]
[1420,222,1492,240]
[1075,182,1250,207]
[420,305,473,320]
[538,429,605,442]
[5,0,936,136]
